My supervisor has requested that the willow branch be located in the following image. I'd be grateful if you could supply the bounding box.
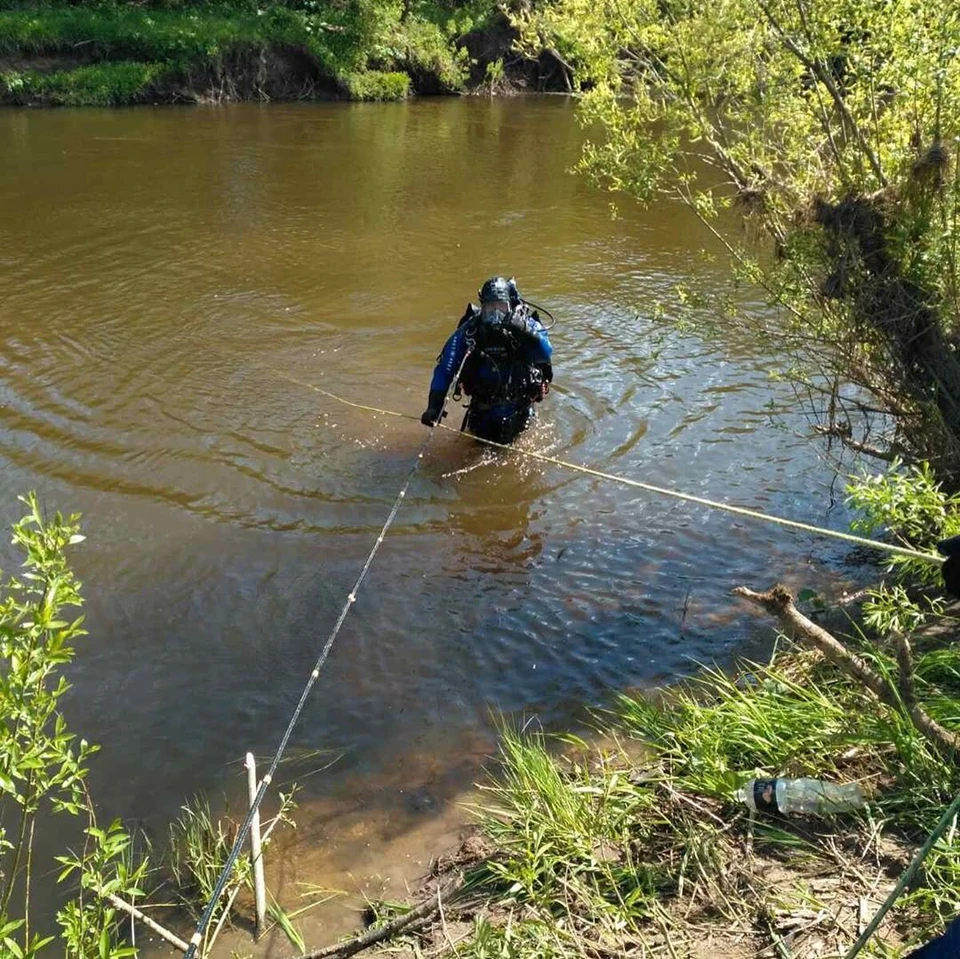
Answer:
[733,585,960,757]
[755,0,887,187]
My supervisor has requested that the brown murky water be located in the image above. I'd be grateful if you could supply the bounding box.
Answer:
[0,97,864,953]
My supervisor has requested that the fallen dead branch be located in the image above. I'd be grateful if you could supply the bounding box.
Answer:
[289,874,468,959]
[733,584,960,757]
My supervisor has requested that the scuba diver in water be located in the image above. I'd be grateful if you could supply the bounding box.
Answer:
[420,276,553,444]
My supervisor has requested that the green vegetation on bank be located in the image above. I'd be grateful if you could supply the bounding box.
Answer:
[0,495,147,957]
[0,0,499,105]
[453,637,960,958]
[521,0,960,481]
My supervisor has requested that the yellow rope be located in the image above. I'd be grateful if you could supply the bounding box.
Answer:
[276,370,944,566]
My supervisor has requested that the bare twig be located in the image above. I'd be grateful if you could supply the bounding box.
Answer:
[289,875,467,959]
[204,882,242,957]
[894,632,918,709]
[812,424,899,461]
[104,894,190,953]
[436,882,460,957]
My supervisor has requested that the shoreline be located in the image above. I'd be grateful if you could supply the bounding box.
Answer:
[0,5,567,108]
[155,617,959,959]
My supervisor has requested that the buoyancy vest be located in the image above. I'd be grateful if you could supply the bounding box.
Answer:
[458,308,550,406]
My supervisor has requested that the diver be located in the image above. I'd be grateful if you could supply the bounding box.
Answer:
[420,276,553,445]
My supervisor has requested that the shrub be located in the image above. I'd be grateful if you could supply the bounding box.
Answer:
[344,67,409,99]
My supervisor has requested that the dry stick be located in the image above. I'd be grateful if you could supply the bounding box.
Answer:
[246,752,268,937]
[436,882,460,958]
[204,802,290,956]
[288,876,467,959]
[733,585,960,757]
[104,894,190,953]
[894,632,918,710]
[204,883,242,957]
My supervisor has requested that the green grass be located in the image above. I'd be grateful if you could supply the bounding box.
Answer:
[0,7,291,60]
[343,67,409,100]
[453,642,960,958]
[167,793,251,920]
[477,730,668,915]
[0,0,497,103]
[617,645,960,825]
[1,60,166,104]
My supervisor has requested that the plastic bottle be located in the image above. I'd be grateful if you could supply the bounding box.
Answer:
[734,777,865,815]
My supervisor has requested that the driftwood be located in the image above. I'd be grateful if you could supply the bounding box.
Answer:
[290,875,467,959]
[734,584,960,758]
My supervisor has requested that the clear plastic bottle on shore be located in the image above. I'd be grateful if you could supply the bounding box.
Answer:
[735,777,865,815]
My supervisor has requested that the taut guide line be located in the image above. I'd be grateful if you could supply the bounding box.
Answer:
[277,369,944,567]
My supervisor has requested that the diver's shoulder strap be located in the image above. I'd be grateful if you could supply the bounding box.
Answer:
[457,303,480,328]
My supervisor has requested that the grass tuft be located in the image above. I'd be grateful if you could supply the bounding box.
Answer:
[1,60,165,105]
[168,793,251,919]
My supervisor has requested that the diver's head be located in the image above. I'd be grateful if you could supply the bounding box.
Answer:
[479,276,511,318]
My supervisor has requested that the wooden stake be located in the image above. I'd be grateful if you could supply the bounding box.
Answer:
[246,752,267,937]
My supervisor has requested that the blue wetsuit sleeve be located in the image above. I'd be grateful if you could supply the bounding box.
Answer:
[908,918,960,959]
[526,322,552,365]
[430,328,468,394]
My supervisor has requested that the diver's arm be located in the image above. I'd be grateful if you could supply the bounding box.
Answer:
[422,328,468,426]
[429,327,469,394]
[505,313,553,365]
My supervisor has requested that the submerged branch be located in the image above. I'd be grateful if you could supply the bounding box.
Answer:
[733,585,960,757]
[812,424,900,461]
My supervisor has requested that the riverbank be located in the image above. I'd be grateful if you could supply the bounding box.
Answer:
[307,599,960,959]
[0,1,560,107]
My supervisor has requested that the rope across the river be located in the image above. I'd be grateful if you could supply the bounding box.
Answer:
[277,371,944,567]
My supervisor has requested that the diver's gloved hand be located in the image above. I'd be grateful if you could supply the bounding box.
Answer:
[507,277,522,310]
[420,389,446,427]
[504,312,542,340]
[938,534,960,598]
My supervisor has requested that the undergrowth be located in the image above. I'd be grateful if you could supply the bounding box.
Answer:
[457,638,960,958]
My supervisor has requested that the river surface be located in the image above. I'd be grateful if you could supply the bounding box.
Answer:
[0,97,866,952]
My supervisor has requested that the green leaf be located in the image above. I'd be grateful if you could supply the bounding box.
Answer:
[4,936,24,959]
[268,902,305,953]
